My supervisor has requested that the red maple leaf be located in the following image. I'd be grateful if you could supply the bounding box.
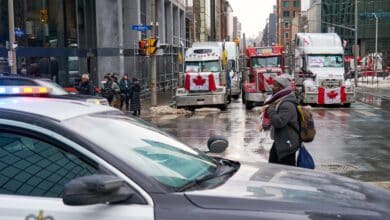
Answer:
[327,90,338,99]
[193,75,206,86]
[265,77,273,85]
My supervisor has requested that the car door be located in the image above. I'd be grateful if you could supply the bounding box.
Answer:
[0,126,154,220]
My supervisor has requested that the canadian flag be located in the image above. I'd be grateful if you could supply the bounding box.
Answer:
[318,86,347,104]
[184,73,217,91]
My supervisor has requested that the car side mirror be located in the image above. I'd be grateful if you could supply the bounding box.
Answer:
[207,136,228,153]
[63,175,133,206]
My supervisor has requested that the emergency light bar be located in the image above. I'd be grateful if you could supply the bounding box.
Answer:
[0,86,50,96]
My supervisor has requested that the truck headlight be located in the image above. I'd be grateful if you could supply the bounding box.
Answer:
[306,86,317,92]
[176,88,187,96]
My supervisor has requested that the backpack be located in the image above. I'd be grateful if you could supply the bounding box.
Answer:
[295,105,316,142]
[277,100,316,142]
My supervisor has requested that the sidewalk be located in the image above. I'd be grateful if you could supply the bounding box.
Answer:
[355,77,390,109]
[139,91,175,118]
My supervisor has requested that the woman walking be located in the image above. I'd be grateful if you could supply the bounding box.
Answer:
[129,77,141,116]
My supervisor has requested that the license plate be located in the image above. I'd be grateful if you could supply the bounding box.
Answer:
[197,99,205,105]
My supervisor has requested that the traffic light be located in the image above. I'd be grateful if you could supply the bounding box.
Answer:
[40,9,48,24]
[147,38,158,56]
[138,39,147,56]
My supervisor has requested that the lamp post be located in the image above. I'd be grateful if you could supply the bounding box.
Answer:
[354,0,358,87]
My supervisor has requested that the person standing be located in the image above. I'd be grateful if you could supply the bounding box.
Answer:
[110,74,121,109]
[129,77,141,116]
[119,73,132,111]
[76,73,95,95]
[263,76,300,166]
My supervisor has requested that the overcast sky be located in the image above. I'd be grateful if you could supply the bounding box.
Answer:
[227,0,310,38]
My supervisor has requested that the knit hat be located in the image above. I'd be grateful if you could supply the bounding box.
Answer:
[274,76,290,88]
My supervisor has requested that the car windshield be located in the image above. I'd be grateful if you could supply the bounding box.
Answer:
[63,113,218,190]
[185,61,221,72]
[35,79,69,95]
[251,56,280,68]
[308,55,343,68]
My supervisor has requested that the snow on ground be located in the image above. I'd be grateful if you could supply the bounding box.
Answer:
[150,105,192,115]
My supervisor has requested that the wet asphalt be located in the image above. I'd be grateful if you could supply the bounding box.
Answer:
[140,98,390,186]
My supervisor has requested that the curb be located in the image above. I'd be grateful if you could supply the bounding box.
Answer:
[355,88,390,109]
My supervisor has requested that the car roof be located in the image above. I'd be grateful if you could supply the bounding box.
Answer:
[0,97,117,121]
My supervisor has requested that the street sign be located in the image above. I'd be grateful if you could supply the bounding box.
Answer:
[131,24,152,32]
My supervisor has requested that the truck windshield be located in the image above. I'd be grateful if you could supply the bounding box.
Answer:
[251,56,280,68]
[185,61,221,72]
[308,55,343,68]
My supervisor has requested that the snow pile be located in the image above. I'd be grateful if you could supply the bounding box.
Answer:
[195,108,221,113]
[150,105,191,115]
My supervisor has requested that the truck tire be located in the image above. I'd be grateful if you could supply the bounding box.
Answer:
[245,101,253,110]
[242,91,246,104]
[344,103,351,108]
[232,95,239,100]
[219,104,227,111]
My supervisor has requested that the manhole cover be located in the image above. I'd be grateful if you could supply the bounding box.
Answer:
[316,164,358,174]
[370,182,390,190]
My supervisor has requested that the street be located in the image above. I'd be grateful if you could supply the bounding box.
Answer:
[143,99,390,187]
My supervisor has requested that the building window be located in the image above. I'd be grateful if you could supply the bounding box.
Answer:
[283,11,290,17]
[283,1,290,8]
[285,32,289,39]
[285,22,289,29]
[293,0,300,8]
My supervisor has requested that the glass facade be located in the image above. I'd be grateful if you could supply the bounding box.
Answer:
[0,0,97,87]
[321,0,390,66]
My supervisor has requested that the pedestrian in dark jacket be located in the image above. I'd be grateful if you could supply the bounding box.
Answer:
[130,77,141,116]
[111,74,121,109]
[119,73,132,111]
[76,73,95,95]
[263,76,300,166]
[102,74,115,104]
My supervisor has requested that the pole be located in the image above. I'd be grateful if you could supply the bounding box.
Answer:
[151,0,157,106]
[374,13,378,84]
[8,0,17,74]
[354,0,358,87]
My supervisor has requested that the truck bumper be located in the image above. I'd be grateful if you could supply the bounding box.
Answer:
[231,87,241,96]
[175,93,226,107]
[246,92,270,103]
[304,92,355,104]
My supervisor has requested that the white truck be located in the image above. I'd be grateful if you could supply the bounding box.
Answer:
[192,41,242,100]
[175,44,229,110]
[294,33,355,107]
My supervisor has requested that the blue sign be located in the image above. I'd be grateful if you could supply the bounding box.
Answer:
[131,24,152,32]
[15,28,25,38]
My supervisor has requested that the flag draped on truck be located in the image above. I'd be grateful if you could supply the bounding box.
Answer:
[184,73,217,91]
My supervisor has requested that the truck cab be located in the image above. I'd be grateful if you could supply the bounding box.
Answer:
[294,33,355,106]
[242,46,284,109]
[175,46,228,110]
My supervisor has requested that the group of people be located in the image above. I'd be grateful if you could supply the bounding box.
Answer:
[76,72,141,116]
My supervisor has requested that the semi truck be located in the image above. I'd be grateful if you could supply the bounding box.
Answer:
[242,45,285,109]
[175,43,229,110]
[294,33,354,106]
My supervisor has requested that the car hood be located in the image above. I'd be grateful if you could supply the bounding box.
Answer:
[185,162,390,219]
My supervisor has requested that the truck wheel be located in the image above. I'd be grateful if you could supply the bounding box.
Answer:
[245,101,253,110]
[219,104,227,111]
[227,95,232,104]
[232,95,239,100]
[344,103,351,108]
[242,92,246,104]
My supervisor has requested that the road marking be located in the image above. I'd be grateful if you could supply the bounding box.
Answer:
[191,115,206,119]
[354,110,377,117]
[328,111,350,117]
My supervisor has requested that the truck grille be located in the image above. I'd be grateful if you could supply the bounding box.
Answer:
[320,79,342,88]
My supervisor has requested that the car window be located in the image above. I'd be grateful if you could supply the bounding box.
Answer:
[0,132,98,197]
[0,79,37,86]
[64,114,218,190]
